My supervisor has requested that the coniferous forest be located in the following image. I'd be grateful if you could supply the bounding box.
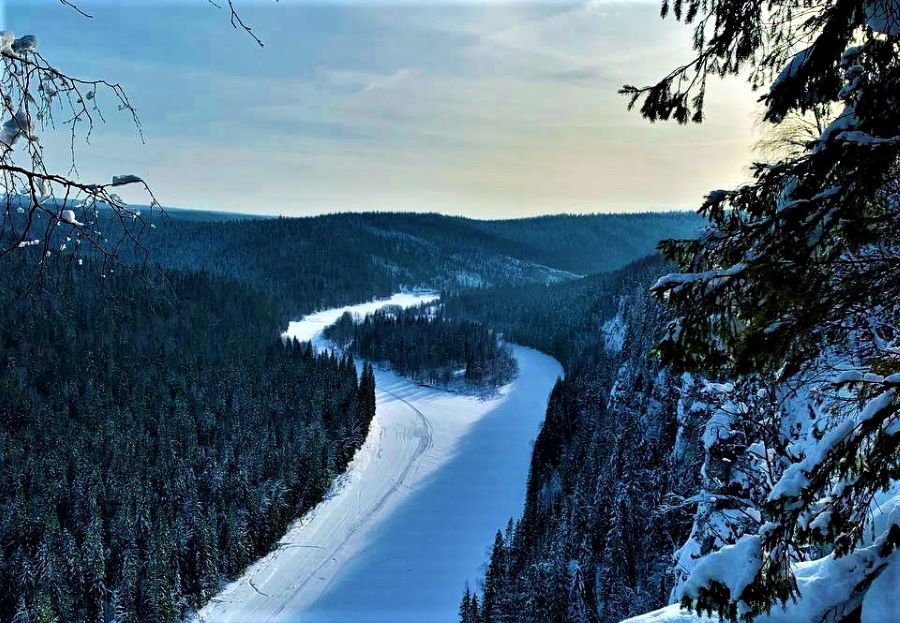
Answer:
[447,256,704,623]
[324,306,518,390]
[2,0,900,621]
[137,211,702,312]
[0,257,375,622]
[0,206,695,623]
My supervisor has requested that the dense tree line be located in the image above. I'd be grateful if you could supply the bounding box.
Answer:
[442,255,665,370]
[450,256,704,622]
[0,256,376,623]
[324,306,517,390]
[128,211,701,312]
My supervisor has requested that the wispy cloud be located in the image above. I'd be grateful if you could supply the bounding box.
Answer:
[8,0,759,217]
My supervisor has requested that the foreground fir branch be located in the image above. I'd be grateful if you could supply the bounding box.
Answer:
[645,0,900,619]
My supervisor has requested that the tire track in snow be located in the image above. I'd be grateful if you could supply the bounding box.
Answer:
[264,382,435,622]
[193,294,561,623]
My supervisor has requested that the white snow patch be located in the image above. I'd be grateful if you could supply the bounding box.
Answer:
[282,291,440,348]
[602,300,627,353]
[622,605,717,623]
[60,210,83,227]
[677,534,764,606]
[653,263,746,293]
[770,46,814,91]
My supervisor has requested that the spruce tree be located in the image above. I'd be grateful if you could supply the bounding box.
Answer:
[636,0,900,618]
[460,585,473,623]
[481,530,507,623]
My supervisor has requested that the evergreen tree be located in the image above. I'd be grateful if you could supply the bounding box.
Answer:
[325,306,517,391]
[481,530,507,623]
[460,585,473,623]
[640,0,900,618]
[0,266,378,622]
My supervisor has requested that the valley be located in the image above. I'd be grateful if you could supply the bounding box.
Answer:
[5,1,899,621]
[195,295,562,623]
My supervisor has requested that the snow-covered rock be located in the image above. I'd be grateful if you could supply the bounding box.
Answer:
[602,298,627,353]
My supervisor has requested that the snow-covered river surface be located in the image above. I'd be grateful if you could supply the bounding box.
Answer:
[194,293,563,623]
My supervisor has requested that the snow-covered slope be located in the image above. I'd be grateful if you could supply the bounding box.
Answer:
[194,294,562,622]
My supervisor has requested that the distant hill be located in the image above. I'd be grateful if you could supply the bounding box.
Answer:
[441,254,669,368]
[157,205,262,222]
[137,210,702,313]
[467,212,701,275]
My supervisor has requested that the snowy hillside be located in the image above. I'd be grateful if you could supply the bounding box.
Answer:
[136,212,702,313]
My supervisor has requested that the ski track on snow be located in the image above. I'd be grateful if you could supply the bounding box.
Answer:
[193,293,562,623]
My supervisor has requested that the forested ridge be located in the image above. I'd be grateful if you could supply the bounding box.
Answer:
[0,256,376,622]
[462,214,699,275]
[454,0,900,613]
[0,206,702,623]
[442,255,664,370]
[448,256,705,623]
[5,0,899,617]
[136,211,702,312]
[324,306,518,391]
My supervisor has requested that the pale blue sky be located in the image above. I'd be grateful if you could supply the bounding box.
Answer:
[5,1,759,217]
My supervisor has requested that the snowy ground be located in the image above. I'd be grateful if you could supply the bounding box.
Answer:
[194,294,562,623]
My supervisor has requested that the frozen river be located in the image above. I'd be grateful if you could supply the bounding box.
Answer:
[195,293,562,622]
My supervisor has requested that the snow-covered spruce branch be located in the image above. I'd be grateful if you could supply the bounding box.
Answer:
[766,388,898,512]
[832,370,900,389]
[649,4,900,620]
[670,362,900,621]
[652,262,747,295]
